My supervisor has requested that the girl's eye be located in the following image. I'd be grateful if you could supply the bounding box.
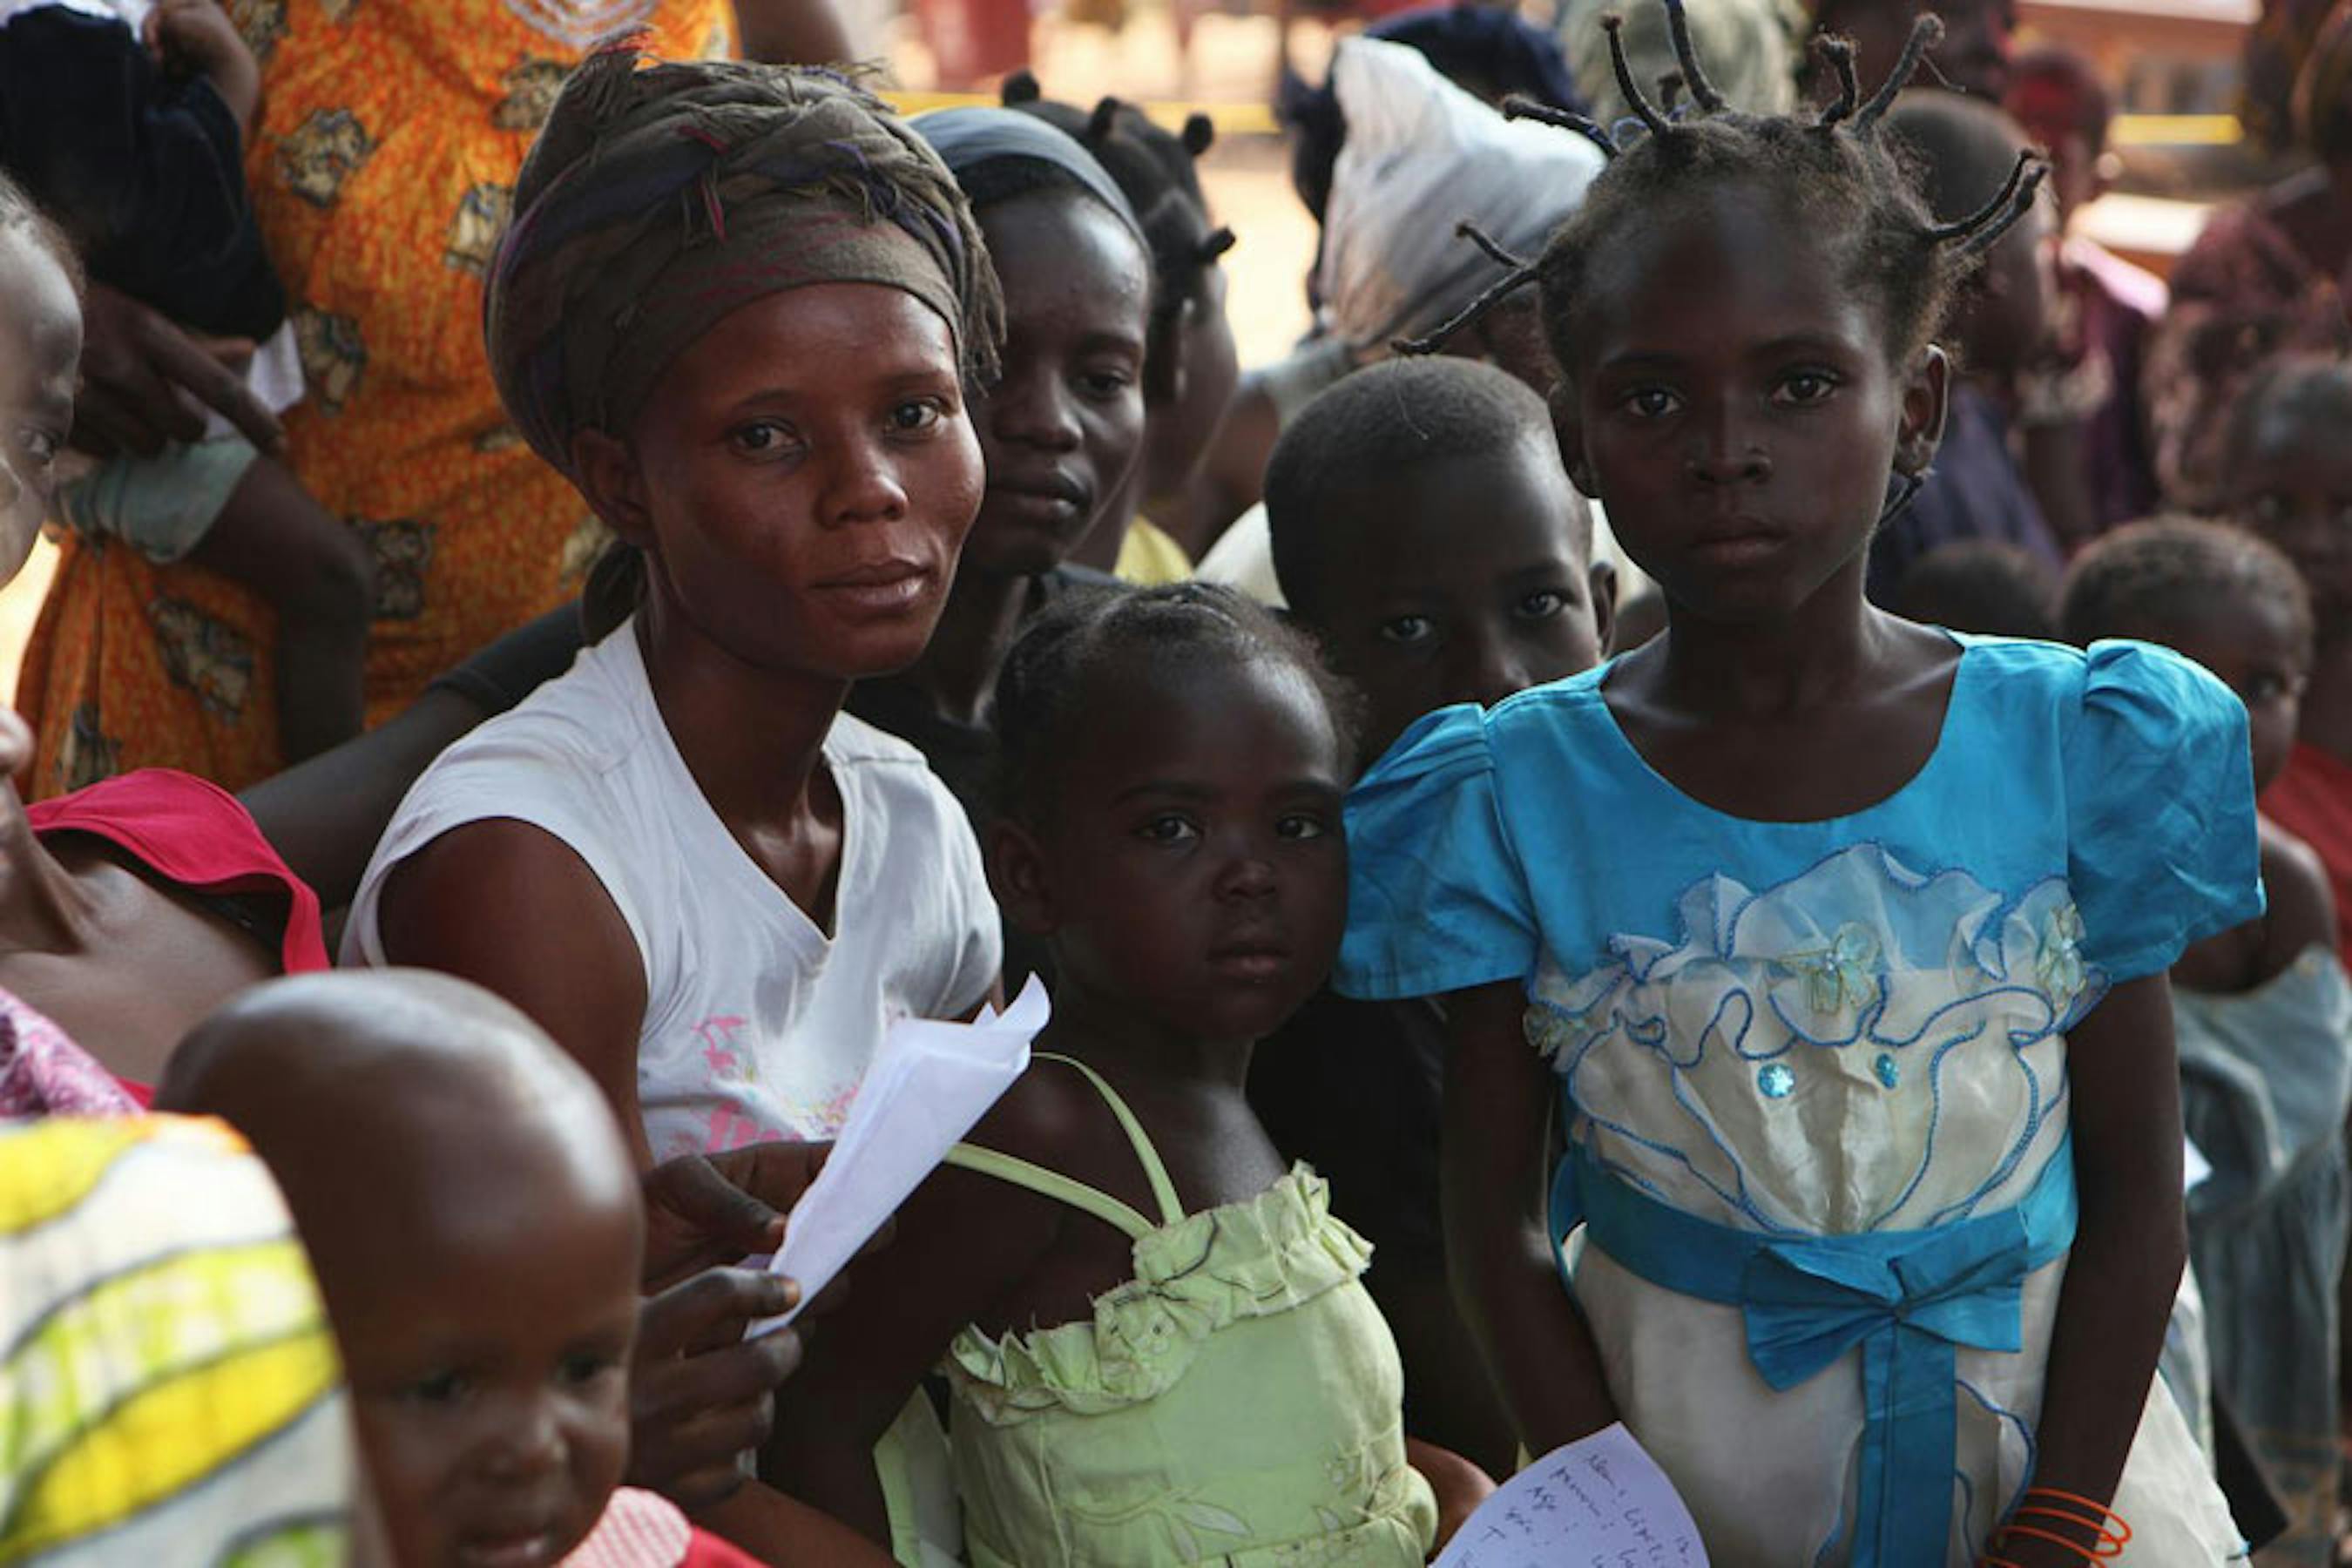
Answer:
[1772,370,1841,407]
[729,421,799,456]
[406,1370,469,1405]
[1621,387,1681,419]
[1137,814,1199,845]
[888,398,946,434]
[1376,615,1435,646]
[1078,368,1135,399]
[1275,812,1331,841]
[1517,589,1569,621]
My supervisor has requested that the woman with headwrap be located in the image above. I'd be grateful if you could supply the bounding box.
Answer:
[339,58,1005,1559]
[350,46,1004,1157]
[13,0,849,798]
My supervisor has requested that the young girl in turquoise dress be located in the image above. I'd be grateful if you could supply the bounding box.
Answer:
[765,584,1473,1565]
[2060,519,2350,1568]
[1338,8,2261,1564]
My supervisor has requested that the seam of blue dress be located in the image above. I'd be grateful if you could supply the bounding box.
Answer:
[1957,1375,2036,1548]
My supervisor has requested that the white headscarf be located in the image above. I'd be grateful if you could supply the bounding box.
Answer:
[1315,37,1605,355]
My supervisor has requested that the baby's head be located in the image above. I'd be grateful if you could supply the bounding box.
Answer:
[0,170,81,585]
[485,54,1001,672]
[160,970,644,1568]
[2060,517,2314,791]
[991,585,1359,1041]
[1453,3,2041,622]
[2224,354,2352,629]
[1004,81,1240,503]
[1267,358,1610,761]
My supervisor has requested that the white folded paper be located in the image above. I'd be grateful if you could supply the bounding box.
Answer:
[747,977,1050,1337]
[1434,1423,1707,1567]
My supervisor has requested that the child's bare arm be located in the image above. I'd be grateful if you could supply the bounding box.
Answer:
[757,1079,1070,1545]
[145,0,260,132]
[193,456,372,764]
[1443,981,1620,1455]
[2011,974,2186,1561]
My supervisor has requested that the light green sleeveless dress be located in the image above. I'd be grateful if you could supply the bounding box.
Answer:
[939,1056,1438,1567]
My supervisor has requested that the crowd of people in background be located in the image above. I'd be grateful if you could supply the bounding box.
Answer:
[2,0,2349,1559]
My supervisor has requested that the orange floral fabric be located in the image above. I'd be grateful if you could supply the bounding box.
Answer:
[18,0,729,796]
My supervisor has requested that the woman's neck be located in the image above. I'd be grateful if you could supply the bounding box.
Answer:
[0,782,104,956]
[897,566,1035,729]
[1038,973,1255,1096]
[1651,565,1896,717]
[635,595,847,830]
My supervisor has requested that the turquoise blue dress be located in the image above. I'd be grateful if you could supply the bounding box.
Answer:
[1336,636,2262,1568]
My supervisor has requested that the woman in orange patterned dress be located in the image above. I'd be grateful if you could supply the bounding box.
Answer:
[18,0,843,795]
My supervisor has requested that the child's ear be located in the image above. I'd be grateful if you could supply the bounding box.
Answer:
[1586,558,1618,656]
[571,429,654,549]
[1893,345,1951,480]
[985,817,1059,937]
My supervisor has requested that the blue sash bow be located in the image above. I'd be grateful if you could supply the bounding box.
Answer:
[1549,1136,2077,1567]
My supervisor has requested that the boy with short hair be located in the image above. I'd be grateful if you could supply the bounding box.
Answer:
[1249,355,1614,1475]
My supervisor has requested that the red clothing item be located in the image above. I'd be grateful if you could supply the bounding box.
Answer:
[560,1488,767,1566]
[2264,742,2352,970]
[24,767,328,975]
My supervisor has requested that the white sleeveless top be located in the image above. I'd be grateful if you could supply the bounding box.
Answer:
[344,618,1003,1160]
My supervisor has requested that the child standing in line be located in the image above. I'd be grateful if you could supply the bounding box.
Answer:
[765,585,1477,1565]
[2222,355,2352,973]
[0,0,374,767]
[1342,7,2259,1561]
[2061,519,2349,1567]
[1248,355,1615,1474]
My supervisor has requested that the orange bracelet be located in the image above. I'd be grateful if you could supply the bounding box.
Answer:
[1983,1486,2131,1565]
[2019,1486,2132,1549]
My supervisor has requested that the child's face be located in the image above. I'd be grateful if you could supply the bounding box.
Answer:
[608,281,983,681]
[1955,193,2053,380]
[1017,652,1349,1041]
[1557,189,1944,623]
[1302,440,1609,762]
[964,193,1150,578]
[2159,597,2309,793]
[0,228,79,585]
[325,1155,643,1568]
[2230,416,2352,625]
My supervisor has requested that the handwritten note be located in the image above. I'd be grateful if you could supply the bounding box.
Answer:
[1434,1423,1707,1568]
[746,977,1049,1337]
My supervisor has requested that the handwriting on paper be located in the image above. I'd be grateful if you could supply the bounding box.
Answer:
[1433,1423,1707,1568]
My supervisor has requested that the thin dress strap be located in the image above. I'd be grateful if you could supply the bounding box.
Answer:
[941,1051,1188,1236]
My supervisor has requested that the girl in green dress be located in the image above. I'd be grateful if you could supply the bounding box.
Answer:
[764,583,1482,1565]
